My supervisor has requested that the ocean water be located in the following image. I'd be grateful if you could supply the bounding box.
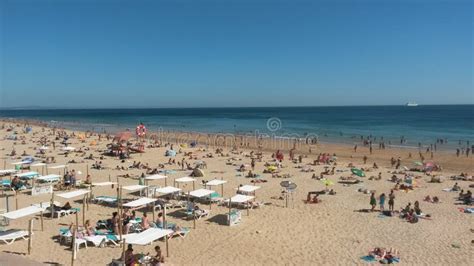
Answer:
[1,105,473,149]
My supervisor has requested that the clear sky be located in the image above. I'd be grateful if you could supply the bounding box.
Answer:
[0,0,472,108]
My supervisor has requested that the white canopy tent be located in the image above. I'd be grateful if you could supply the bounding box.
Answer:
[11,161,31,165]
[189,188,214,198]
[57,190,90,199]
[92,182,116,187]
[144,174,168,186]
[48,165,68,169]
[125,228,173,245]
[0,206,46,220]
[123,197,157,209]
[0,169,17,176]
[204,179,227,196]
[15,171,40,180]
[30,163,46,167]
[57,189,90,226]
[36,174,61,183]
[226,194,255,216]
[154,186,181,196]
[174,176,196,190]
[237,185,260,195]
[30,163,47,175]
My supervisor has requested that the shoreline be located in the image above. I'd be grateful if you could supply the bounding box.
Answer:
[2,118,473,173]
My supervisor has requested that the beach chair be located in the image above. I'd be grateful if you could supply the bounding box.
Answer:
[54,207,80,219]
[0,229,30,245]
[171,227,190,239]
[74,237,88,252]
[84,235,107,248]
[93,196,118,206]
[206,192,223,204]
[186,208,210,220]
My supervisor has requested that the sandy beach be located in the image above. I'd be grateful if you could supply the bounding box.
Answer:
[0,121,473,265]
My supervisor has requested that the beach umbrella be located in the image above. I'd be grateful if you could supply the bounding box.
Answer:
[351,168,365,177]
[413,161,423,166]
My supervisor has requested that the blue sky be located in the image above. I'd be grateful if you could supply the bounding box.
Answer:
[1,0,472,108]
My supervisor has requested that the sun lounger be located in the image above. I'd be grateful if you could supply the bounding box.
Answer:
[84,235,107,247]
[54,208,80,219]
[185,209,210,220]
[0,229,30,245]
[93,196,118,206]
[171,227,190,239]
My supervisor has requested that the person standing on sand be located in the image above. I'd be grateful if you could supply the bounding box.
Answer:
[379,193,386,211]
[395,158,401,169]
[354,145,357,152]
[363,155,368,164]
[388,190,395,212]
[370,192,377,212]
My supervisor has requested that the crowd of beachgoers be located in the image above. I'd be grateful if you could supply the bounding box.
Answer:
[0,121,472,265]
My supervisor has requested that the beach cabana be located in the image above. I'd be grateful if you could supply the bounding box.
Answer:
[90,181,116,197]
[115,228,173,263]
[186,188,214,228]
[145,174,168,187]
[189,188,215,208]
[122,185,148,196]
[123,197,157,209]
[226,194,255,216]
[123,197,159,220]
[174,177,196,191]
[0,205,46,252]
[0,169,17,176]
[57,190,90,226]
[155,186,182,196]
[36,174,61,183]
[30,163,47,175]
[204,179,227,197]
[15,171,40,180]
[48,164,68,176]
[237,185,260,196]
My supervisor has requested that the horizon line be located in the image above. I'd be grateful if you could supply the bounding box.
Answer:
[0,103,473,110]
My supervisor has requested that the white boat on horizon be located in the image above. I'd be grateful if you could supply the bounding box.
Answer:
[406,102,418,107]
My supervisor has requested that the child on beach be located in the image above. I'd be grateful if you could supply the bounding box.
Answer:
[379,193,386,211]
[370,193,377,212]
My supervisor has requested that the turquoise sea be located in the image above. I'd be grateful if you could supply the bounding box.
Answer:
[1,105,473,150]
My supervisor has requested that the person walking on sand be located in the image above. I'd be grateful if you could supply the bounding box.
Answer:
[363,155,368,164]
[354,145,357,153]
[388,190,395,212]
[379,193,386,212]
[370,192,377,212]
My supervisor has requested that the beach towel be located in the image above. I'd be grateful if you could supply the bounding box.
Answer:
[361,255,400,264]
[459,207,474,214]
[360,256,377,263]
